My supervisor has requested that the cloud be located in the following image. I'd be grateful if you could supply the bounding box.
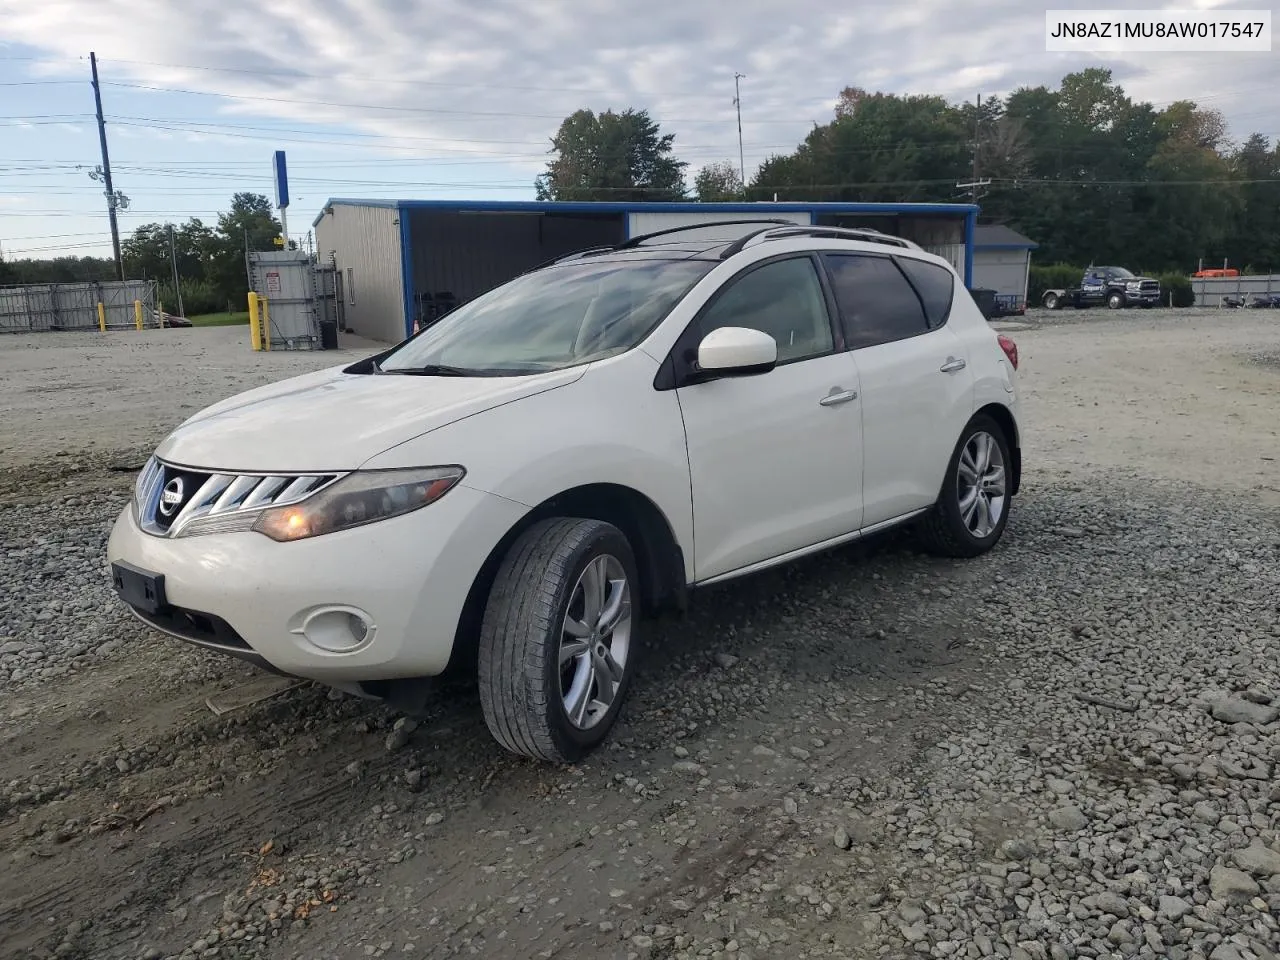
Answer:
[0,0,1276,187]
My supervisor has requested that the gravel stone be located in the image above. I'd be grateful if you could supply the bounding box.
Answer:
[1158,896,1193,921]
[1047,805,1088,832]
[1208,866,1260,904]
[1233,841,1280,878]
[1210,696,1280,726]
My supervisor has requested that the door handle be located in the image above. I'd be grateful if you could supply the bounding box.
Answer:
[940,357,967,373]
[820,388,857,406]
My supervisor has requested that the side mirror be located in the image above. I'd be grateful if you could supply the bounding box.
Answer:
[696,326,777,375]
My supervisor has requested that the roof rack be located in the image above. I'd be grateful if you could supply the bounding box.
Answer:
[543,220,915,270]
[719,224,913,259]
[617,218,799,249]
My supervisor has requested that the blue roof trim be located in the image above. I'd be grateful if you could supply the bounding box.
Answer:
[317,197,978,217]
[976,242,1039,251]
[398,201,415,340]
[963,211,974,287]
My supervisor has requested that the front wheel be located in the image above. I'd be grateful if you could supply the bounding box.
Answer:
[917,415,1012,558]
[1107,292,1124,309]
[478,517,639,763]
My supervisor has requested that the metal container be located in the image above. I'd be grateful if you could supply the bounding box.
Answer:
[249,251,321,349]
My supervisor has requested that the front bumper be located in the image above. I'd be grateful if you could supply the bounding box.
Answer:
[106,484,527,682]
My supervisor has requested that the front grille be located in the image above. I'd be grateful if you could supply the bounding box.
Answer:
[1139,281,1159,293]
[135,457,342,538]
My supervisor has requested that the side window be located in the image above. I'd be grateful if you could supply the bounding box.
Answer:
[895,257,955,329]
[697,257,833,363]
[822,253,928,349]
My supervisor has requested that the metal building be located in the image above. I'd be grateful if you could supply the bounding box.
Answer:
[312,199,980,344]
[972,224,1037,315]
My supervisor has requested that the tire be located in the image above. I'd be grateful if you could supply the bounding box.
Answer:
[1107,292,1124,309]
[916,414,1013,558]
[1043,292,1059,310]
[478,517,640,763]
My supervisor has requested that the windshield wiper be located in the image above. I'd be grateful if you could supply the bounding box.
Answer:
[380,363,484,377]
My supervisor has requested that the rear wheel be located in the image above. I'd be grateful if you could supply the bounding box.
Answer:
[917,414,1012,558]
[478,517,639,763]
[1043,292,1059,310]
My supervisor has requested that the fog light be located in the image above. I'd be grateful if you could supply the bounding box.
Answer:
[346,613,369,644]
[291,607,376,653]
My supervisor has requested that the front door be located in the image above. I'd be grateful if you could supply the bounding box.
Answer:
[673,255,864,581]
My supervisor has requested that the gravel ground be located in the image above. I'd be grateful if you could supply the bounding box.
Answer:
[1,308,1278,960]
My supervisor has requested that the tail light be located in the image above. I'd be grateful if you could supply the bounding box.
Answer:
[997,334,1018,370]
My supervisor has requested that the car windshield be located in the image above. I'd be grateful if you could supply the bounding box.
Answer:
[378,258,716,376]
[1105,267,1134,278]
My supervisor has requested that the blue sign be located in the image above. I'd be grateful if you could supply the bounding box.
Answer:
[273,151,289,209]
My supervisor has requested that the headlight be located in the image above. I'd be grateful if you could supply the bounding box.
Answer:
[131,456,161,523]
[251,466,465,542]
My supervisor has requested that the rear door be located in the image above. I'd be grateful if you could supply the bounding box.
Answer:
[819,252,975,528]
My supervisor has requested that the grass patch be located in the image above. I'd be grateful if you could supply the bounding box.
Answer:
[188,312,250,327]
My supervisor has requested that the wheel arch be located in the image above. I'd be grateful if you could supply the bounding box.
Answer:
[444,483,688,677]
[974,402,1020,496]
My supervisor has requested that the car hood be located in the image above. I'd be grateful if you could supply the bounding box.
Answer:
[154,363,587,473]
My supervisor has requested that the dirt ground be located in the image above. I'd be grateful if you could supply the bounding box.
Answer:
[0,308,1277,960]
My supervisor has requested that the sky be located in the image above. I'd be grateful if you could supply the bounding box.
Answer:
[1,0,1276,259]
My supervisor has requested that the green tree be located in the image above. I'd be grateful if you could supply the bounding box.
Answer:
[694,160,744,201]
[207,193,282,310]
[1225,134,1280,270]
[748,88,969,203]
[535,108,687,201]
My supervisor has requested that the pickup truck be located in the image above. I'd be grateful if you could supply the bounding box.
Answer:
[1041,267,1161,310]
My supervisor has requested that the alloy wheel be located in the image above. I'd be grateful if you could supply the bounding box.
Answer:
[558,554,632,730]
[956,431,1007,538]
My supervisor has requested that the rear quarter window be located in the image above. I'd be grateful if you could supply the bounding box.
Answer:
[895,257,955,329]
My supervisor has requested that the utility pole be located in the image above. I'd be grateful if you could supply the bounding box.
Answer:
[89,52,124,281]
[167,224,184,318]
[733,73,746,197]
[971,93,980,202]
[955,93,991,206]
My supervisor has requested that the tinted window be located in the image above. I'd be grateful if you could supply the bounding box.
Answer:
[895,257,955,328]
[822,254,928,349]
[698,257,833,363]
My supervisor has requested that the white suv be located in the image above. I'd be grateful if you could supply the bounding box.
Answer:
[107,221,1022,763]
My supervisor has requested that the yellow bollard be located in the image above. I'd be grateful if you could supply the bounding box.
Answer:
[97,302,106,332]
[134,300,143,330]
[247,292,261,350]
[261,297,271,351]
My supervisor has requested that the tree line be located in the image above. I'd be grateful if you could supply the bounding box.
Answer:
[536,67,1280,274]
[0,193,286,315]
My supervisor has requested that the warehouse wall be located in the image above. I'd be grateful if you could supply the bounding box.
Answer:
[407,210,623,319]
[314,203,405,343]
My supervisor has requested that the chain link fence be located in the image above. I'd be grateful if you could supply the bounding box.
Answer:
[0,280,160,333]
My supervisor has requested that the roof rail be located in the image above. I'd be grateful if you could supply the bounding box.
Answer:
[720,224,913,259]
[617,218,799,249]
